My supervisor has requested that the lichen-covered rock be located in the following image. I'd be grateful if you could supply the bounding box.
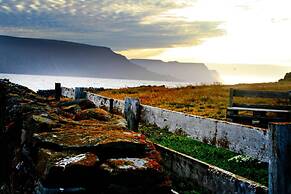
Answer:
[31,114,61,131]
[74,108,111,121]
[98,158,171,194]
[58,99,96,110]
[0,80,172,194]
[36,149,99,188]
[33,128,151,160]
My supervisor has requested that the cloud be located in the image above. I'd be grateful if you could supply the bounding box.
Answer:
[0,0,223,50]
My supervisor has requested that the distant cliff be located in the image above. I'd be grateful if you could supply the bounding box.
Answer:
[279,72,291,82]
[0,35,176,81]
[131,59,221,84]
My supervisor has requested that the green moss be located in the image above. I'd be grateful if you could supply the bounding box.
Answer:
[139,125,268,186]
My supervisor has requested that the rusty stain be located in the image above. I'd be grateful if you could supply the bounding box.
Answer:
[217,138,230,148]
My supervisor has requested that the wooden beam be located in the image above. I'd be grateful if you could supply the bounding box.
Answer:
[109,99,114,113]
[232,103,291,110]
[55,83,61,101]
[268,123,291,194]
[232,89,289,99]
[228,88,234,107]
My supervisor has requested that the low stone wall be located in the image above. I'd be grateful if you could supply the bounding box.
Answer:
[156,144,268,194]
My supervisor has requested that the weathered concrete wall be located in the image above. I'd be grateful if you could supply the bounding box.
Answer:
[60,90,270,162]
[86,92,111,110]
[156,144,268,194]
[61,87,75,98]
[86,92,125,114]
[141,105,270,162]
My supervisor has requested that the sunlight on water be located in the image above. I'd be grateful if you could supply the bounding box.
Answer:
[0,73,192,91]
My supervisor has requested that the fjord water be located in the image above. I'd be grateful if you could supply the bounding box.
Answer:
[0,73,191,91]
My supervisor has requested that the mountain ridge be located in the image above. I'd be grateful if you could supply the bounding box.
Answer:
[131,59,221,84]
[0,35,220,83]
[0,35,177,81]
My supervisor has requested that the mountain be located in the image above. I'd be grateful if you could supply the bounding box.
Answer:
[131,59,221,84]
[0,35,176,81]
[279,72,291,82]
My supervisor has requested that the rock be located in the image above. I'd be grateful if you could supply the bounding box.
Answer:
[58,99,95,110]
[0,79,172,194]
[36,149,99,188]
[99,158,171,193]
[62,104,81,114]
[27,114,61,132]
[33,129,150,160]
[74,108,111,121]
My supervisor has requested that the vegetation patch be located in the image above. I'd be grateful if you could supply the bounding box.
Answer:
[139,125,268,186]
[98,82,291,120]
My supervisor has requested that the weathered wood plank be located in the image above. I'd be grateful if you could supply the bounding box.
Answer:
[227,107,291,113]
[268,123,291,194]
[232,89,290,99]
[232,103,291,110]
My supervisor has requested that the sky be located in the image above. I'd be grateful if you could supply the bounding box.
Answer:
[0,0,291,83]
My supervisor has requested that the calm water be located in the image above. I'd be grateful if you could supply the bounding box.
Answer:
[0,73,192,91]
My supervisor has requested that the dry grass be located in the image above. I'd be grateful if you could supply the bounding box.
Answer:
[98,82,291,120]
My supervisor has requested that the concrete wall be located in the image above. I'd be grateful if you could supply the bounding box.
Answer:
[61,88,270,162]
[156,144,268,194]
[61,87,75,99]
[86,92,125,114]
[141,105,269,162]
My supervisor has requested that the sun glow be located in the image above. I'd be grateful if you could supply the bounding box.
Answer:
[119,0,291,84]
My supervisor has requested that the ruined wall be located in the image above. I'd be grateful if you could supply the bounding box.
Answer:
[156,144,268,194]
[1,83,172,194]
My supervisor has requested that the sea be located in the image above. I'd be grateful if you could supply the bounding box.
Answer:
[0,73,192,92]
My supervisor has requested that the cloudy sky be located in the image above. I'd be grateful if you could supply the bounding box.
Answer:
[1,0,291,83]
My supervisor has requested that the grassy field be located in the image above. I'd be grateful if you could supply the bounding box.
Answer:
[98,81,291,120]
[139,125,268,187]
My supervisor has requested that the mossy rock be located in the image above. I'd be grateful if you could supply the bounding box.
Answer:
[29,114,60,131]
[74,108,111,121]
[62,104,82,114]
[58,99,96,110]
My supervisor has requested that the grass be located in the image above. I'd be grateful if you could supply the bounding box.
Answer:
[139,125,268,187]
[98,82,291,120]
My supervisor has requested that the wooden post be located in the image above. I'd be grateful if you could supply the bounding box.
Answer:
[124,98,141,132]
[268,123,291,194]
[55,83,61,101]
[109,99,114,113]
[0,83,6,134]
[228,88,234,107]
[75,87,86,99]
